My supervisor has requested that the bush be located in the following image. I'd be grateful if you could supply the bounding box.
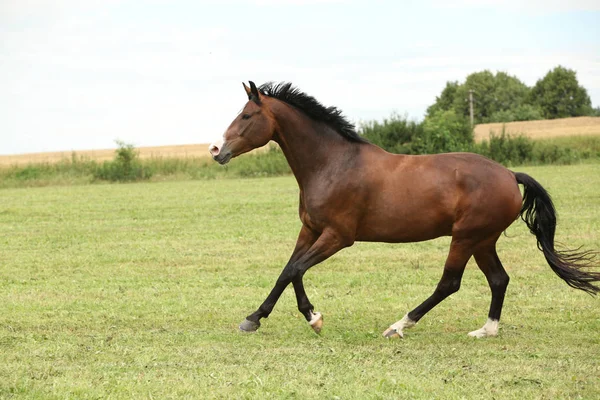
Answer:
[94,141,153,182]
[474,128,534,166]
[359,113,422,154]
[411,110,473,154]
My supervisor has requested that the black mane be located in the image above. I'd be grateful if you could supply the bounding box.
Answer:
[258,82,368,143]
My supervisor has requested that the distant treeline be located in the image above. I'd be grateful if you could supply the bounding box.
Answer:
[428,65,599,124]
[358,65,600,165]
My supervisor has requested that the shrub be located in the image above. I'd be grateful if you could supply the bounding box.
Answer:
[93,141,153,182]
[474,128,534,165]
[532,142,576,165]
[411,109,473,154]
[359,113,422,154]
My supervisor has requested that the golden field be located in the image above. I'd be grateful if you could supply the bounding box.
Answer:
[0,143,212,167]
[474,116,600,142]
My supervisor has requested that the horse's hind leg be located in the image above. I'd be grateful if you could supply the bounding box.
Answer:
[292,277,323,333]
[383,238,474,338]
[468,243,510,338]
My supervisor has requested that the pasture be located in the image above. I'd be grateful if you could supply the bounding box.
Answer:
[1,164,599,399]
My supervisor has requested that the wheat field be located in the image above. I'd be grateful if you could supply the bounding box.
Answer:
[474,116,600,142]
[0,144,213,167]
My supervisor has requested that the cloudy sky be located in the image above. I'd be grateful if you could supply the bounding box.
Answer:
[1,0,599,155]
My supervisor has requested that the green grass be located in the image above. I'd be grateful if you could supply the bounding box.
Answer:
[1,164,599,399]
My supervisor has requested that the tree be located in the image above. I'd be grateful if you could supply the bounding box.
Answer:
[426,81,459,116]
[427,70,531,123]
[489,104,544,123]
[529,66,593,119]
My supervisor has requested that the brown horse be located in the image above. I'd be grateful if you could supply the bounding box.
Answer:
[209,81,599,338]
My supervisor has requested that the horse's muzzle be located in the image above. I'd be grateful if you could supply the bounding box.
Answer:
[213,150,232,165]
[209,140,233,165]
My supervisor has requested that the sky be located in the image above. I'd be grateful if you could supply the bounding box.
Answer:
[1,0,599,155]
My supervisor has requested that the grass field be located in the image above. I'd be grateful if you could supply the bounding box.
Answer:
[1,164,599,399]
[474,116,600,142]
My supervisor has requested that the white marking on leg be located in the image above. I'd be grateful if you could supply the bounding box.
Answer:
[309,311,322,326]
[308,311,323,333]
[384,314,416,338]
[468,318,499,338]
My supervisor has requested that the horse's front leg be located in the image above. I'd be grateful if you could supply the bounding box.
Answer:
[239,227,348,333]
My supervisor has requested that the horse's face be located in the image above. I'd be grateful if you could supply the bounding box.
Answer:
[209,81,275,165]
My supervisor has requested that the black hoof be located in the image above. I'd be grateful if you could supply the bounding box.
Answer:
[239,319,260,332]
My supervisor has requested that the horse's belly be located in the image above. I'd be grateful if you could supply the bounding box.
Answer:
[355,212,453,243]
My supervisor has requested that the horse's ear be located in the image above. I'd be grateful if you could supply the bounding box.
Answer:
[249,81,261,104]
[242,82,252,99]
[242,81,261,104]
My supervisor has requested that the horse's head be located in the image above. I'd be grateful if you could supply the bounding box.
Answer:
[209,81,276,165]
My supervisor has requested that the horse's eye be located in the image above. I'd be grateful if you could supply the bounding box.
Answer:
[241,114,251,120]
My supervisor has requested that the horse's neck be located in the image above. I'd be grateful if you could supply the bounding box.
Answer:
[271,104,357,190]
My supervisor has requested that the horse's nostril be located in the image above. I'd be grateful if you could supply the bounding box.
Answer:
[209,145,220,156]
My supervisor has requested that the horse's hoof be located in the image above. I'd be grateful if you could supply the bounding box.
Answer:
[383,327,402,339]
[309,312,323,334]
[239,319,260,332]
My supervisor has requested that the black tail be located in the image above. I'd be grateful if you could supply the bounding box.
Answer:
[514,172,600,295]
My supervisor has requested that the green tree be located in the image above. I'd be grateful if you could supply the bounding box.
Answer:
[454,71,531,123]
[428,71,531,123]
[426,81,459,115]
[529,66,593,119]
[489,104,544,123]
